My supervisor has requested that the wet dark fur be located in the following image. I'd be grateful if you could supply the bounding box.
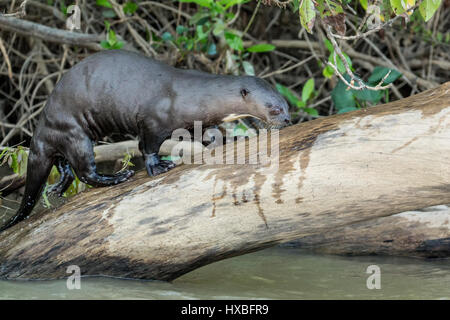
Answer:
[1,50,290,232]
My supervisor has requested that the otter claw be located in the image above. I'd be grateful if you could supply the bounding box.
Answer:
[146,161,175,176]
[116,169,135,181]
[47,183,66,197]
[160,160,176,168]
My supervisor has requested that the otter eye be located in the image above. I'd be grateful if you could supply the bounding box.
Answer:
[268,105,282,115]
[240,88,250,99]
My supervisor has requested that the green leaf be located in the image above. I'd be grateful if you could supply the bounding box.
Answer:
[419,0,441,22]
[111,41,124,50]
[299,0,316,33]
[108,29,117,46]
[220,0,251,9]
[303,107,319,117]
[60,0,67,15]
[190,12,210,25]
[331,75,356,112]
[323,39,334,53]
[296,100,306,108]
[162,32,174,42]
[368,66,402,85]
[196,25,208,40]
[186,38,194,50]
[390,0,416,15]
[179,0,213,8]
[102,9,116,18]
[17,148,28,176]
[302,78,315,102]
[10,153,19,174]
[337,106,358,114]
[242,61,255,76]
[207,43,217,55]
[322,65,335,78]
[352,88,382,103]
[123,1,138,15]
[276,83,302,108]
[359,0,368,10]
[96,0,112,8]
[176,25,188,35]
[328,52,352,74]
[225,31,244,51]
[213,19,226,36]
[100,40,111,49]
[0,149,8,162]
[233,122,249,136]
[247,43,276,53]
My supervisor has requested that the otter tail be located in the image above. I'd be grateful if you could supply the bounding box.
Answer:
[0,143,54,232]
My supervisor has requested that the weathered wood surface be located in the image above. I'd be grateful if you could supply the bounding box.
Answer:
[282,205,450,258]
[0,82,449,280]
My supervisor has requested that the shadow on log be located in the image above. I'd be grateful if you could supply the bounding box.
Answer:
[0,82,449,280]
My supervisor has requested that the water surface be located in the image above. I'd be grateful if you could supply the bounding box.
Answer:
[0,247,448,299]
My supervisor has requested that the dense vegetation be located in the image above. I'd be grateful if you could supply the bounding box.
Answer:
[0,0,448,203]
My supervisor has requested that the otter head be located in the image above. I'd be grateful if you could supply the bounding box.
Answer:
[222,76,291,129]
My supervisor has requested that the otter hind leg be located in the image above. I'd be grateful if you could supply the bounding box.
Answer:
[0,147,55,232]
[65,136,134,187]
[48,157,75,197]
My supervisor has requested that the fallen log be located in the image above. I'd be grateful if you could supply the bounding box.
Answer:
[0,173,25,197]
[282,204,450,258]
[0,82,449,280]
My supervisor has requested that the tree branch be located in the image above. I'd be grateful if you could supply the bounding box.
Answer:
[0,16,102,50]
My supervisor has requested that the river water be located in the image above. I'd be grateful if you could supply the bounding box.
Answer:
[0,247,448,299]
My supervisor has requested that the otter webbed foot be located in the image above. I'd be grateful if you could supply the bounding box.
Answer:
[48,179,73,197]
[144,153,175,176]
[79,169,135,187]
[48,157,75,197]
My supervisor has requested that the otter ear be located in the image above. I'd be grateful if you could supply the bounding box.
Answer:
[240,88,250,99]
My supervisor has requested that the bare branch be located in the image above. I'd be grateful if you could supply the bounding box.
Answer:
[0,0,28,18]
[323,22,392,91]
[329,1,423,41]
[0,16,102,50]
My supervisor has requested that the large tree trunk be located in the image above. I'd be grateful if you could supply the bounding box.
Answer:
[0,82,449,280]
[282,204,450,258]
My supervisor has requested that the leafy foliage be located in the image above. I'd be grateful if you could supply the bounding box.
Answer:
[276,79,318,117]
[100,20,124,50]
[332,68,402,113]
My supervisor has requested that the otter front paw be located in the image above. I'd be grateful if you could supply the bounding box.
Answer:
[145,153,176,176]
[147,161,176,176]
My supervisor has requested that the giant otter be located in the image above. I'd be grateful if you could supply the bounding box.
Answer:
[1,49,290,232]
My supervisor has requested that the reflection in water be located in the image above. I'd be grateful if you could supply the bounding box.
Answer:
[0,247,449,299]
